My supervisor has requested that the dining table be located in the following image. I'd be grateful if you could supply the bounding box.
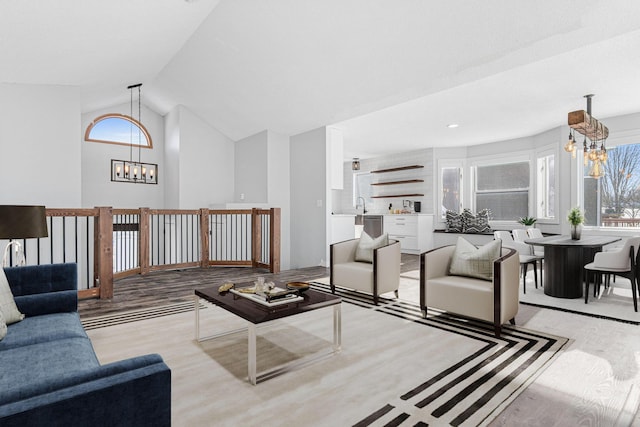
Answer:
[524,234,621,298]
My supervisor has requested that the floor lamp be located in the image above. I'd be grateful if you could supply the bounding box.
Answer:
[0,205,48,267]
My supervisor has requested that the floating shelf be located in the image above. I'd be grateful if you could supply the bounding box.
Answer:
[371,193,424,199]
[370,165,424,174]
[371,179,424,186]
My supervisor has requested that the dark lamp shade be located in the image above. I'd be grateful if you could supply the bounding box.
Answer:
[0,205,48,239]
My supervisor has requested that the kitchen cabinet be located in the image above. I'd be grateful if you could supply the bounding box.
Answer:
[383,214,433,254]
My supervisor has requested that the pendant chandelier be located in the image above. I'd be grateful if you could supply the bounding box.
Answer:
[564,94,609,179]
[110,83,158,184]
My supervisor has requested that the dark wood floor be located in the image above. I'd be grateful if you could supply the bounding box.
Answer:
[78,254,420,318]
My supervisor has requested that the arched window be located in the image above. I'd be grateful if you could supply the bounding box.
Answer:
[85,113,152,148]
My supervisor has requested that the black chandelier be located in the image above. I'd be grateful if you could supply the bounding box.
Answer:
[111,83,158,184]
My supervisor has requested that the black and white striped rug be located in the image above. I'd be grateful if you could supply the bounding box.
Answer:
[82,283,569,426]
[311,282,570,427]
[81,300,202,330]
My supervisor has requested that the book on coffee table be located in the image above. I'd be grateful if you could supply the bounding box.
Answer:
[230,288,303,307]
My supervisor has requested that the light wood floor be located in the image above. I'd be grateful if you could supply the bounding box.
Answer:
[78,255,640,426]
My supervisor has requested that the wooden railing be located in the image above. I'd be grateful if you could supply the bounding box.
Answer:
[2,207,280,300]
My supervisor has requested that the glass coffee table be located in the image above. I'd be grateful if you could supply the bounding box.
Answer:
[194,283,342,385]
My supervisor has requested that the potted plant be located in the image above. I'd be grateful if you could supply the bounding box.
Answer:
[567,207,584,240]
[518,216,537,227]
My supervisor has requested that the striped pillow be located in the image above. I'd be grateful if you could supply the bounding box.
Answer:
[445,210,464,233]
[462,209,492,233]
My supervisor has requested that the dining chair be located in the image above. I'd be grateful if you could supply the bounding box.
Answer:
[526,228,545,257]
[583,236,640,311]
[494,231,542,293]
[512,228,529,243]
[513,229,543,291]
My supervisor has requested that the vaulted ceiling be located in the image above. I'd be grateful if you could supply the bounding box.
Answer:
[3,0,640,159]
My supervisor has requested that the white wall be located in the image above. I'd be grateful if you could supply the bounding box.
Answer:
[164,107,181,208]
[174,105,235,209]
[235,130,268,203]
[267,130,291,270]
[81,102,165,208]
[232,129,292,269]
[0,83,81,207]
[290,127,327,268]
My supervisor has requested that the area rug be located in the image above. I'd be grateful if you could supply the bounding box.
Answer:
[85,286,569,427]
[518,275,640,325]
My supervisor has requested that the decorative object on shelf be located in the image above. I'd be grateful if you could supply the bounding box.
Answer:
[518,216,537,227]
[352,158,360,171]
[0,205,48,267]
[111,83,158,184]
[567,206,584,240]
[565,94,608,179]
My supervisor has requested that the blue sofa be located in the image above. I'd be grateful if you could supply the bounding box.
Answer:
[0,263,171,427]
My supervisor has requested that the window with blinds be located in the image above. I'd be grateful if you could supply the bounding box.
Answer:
[474,161,530,220]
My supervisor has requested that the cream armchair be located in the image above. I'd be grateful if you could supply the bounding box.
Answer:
[420,245,519,337]
[330,238,401,305]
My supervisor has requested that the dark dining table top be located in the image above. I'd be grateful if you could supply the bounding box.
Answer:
[525,235,621,248]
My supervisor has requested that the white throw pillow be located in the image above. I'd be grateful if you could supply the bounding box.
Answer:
[355,232,389,263]
[449,237,501,281]
[0,268,25,324]
[0,310,6,341]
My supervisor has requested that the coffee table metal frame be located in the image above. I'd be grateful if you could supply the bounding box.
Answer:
[194,286,341,385]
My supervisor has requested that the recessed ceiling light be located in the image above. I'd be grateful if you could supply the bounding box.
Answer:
[447,124,459,129]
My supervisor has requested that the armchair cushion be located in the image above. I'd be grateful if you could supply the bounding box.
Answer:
[355,232,389,263]
[449,237,501,281]
[0,269,24,325]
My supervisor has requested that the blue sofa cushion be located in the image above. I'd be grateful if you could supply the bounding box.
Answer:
[0,354,171,427]
[14,290,77,317]
[0,312,87,351]
[3,264,77,296]
[4,264,78,317]
[0,337,99,405]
